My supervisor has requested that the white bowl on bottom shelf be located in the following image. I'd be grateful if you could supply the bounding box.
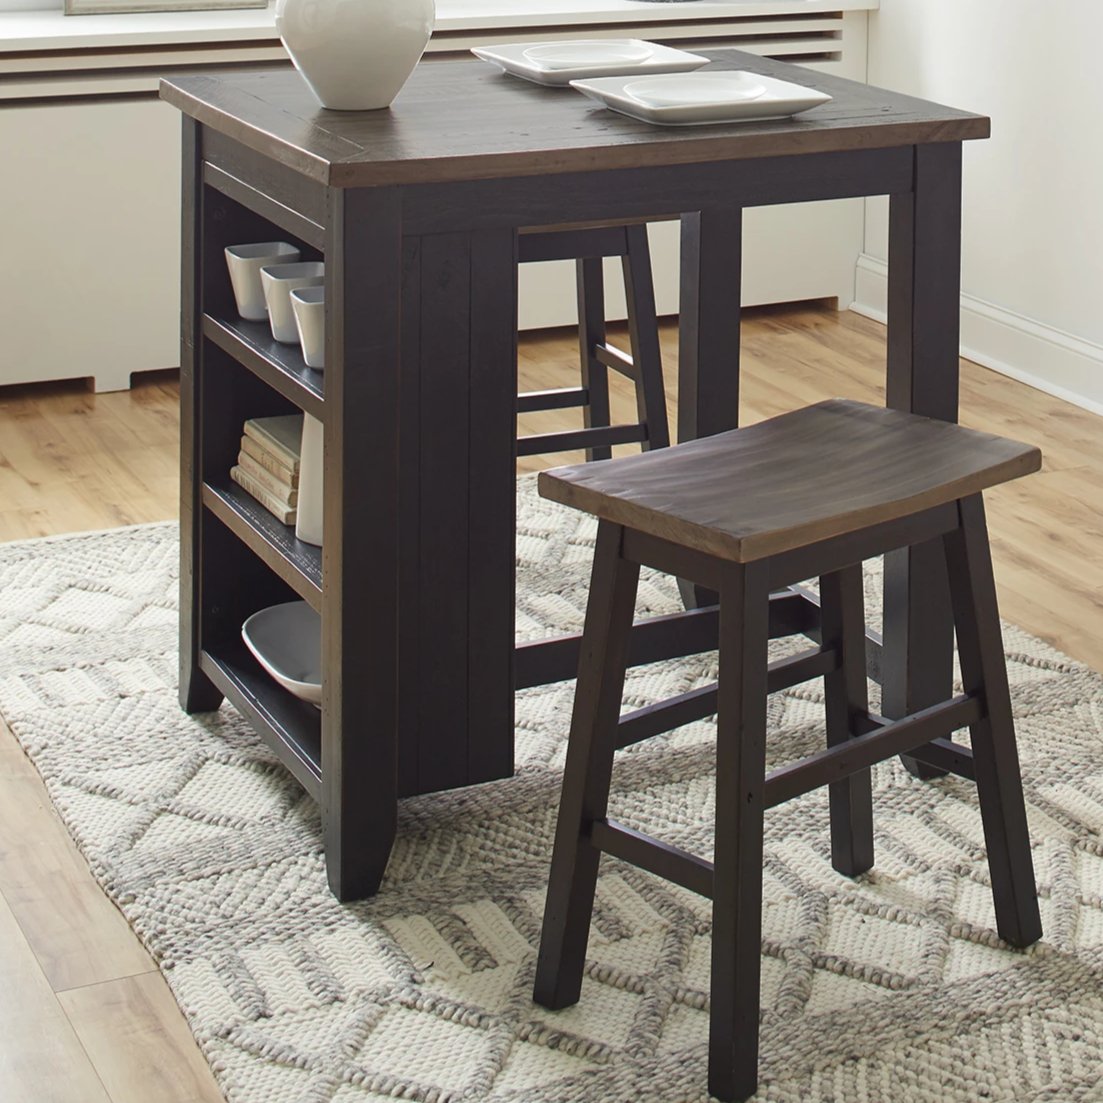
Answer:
[241,601,321,706]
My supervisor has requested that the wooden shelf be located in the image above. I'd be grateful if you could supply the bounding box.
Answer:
[200,640,322,800]
[202,480,322,609]
[203,314,325,420]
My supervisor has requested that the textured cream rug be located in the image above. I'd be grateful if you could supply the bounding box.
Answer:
[2,482,1103,1103]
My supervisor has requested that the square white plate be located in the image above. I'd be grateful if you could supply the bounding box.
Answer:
[470,39,709,88]
[569,70,832,126]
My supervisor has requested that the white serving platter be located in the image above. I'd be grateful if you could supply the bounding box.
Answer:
[470,39,708,87]
[242,601,322,706]
[569,70,832,126]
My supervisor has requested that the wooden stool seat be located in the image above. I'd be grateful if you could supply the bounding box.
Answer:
[533,399,1044,1102]
[539,399,1040,562]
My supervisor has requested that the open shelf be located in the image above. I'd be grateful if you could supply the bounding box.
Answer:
[203,479,322,609]
[203,314,325,420]
[200,639,322,801]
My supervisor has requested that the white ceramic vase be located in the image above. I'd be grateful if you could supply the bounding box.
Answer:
[276,0,435,111]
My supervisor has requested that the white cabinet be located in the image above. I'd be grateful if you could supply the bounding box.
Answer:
[0,3,874,390]
[0,97,182,391]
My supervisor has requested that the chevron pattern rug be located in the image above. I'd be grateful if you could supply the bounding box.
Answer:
[2,481,1103,1103]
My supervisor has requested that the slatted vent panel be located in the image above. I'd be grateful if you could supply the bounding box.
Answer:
[430,12,847,62]
[0,11,848,101]
[0,41,285,100]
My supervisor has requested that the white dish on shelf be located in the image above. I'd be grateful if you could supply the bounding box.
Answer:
[242,601,321,706]
[569,70,832,126]
[522,39,653,70]
[471,39,708,87]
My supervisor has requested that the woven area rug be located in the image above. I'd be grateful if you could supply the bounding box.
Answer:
[2,481,1103,1103]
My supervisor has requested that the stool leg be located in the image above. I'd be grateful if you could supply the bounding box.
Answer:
[944,494,1042,948]
[576,256,613,462]
[710,560,770,1103]
[534,521,640,1008]
[621,224,671,451]
[820,567,875,876]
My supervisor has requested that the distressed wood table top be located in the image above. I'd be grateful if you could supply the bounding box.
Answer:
[160,49,989,188]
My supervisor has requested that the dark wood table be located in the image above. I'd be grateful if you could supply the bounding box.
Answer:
[161,51,988,901]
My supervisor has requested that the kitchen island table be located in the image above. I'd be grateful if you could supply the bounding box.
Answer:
[162,49,988,900]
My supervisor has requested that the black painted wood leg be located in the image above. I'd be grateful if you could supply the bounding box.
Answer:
[677,207,742,611]
[179,117,224,714]
[884,142,963,780]
[320,187,403,901]
[534,521,640,1009]
[820,566,874,876]
[709,559,769,1103]
[622,223,670,452]
[944,495,1041,947]
[577,255,613,462]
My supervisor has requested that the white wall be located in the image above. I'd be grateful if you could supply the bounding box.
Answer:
[854,0,1103,414]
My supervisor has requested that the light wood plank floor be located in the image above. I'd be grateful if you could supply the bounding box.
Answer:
[1,303,1100,1102]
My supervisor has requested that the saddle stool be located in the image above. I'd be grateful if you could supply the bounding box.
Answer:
[532,399,1043,1102]
[516,223,670,459]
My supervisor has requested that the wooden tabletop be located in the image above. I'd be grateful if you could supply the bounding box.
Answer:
[160,50,989,188]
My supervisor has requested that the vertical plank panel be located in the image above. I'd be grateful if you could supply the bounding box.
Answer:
[415,232,474,794]
[321,186,402,900]
[466,228,519,786]
[396,236,423,799]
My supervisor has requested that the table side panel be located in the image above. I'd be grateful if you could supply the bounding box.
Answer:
[398,146,915,236]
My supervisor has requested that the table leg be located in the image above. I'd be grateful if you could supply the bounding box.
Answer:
[883,142,963,780]
[396,228,518,799]
[321,188,404,901]
[677,208,744,609]
[179,116,226,714]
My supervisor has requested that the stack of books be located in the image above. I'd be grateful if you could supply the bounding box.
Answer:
[231,414,303,525]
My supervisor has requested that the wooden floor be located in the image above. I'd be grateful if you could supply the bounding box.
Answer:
[1,303,1101,1101]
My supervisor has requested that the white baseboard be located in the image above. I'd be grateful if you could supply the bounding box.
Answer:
[851,253,1103,418]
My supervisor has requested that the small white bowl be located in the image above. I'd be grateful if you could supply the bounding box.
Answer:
[290,286,325,369]
[522,39,652,70]
[260,262,325,345]
[242,601,321,706]
[225,242,300,321]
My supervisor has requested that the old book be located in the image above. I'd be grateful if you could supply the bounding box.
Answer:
[237,449,299,502]
[231,465,297,525]
[243,414,303,471]
[240,434,298,482]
